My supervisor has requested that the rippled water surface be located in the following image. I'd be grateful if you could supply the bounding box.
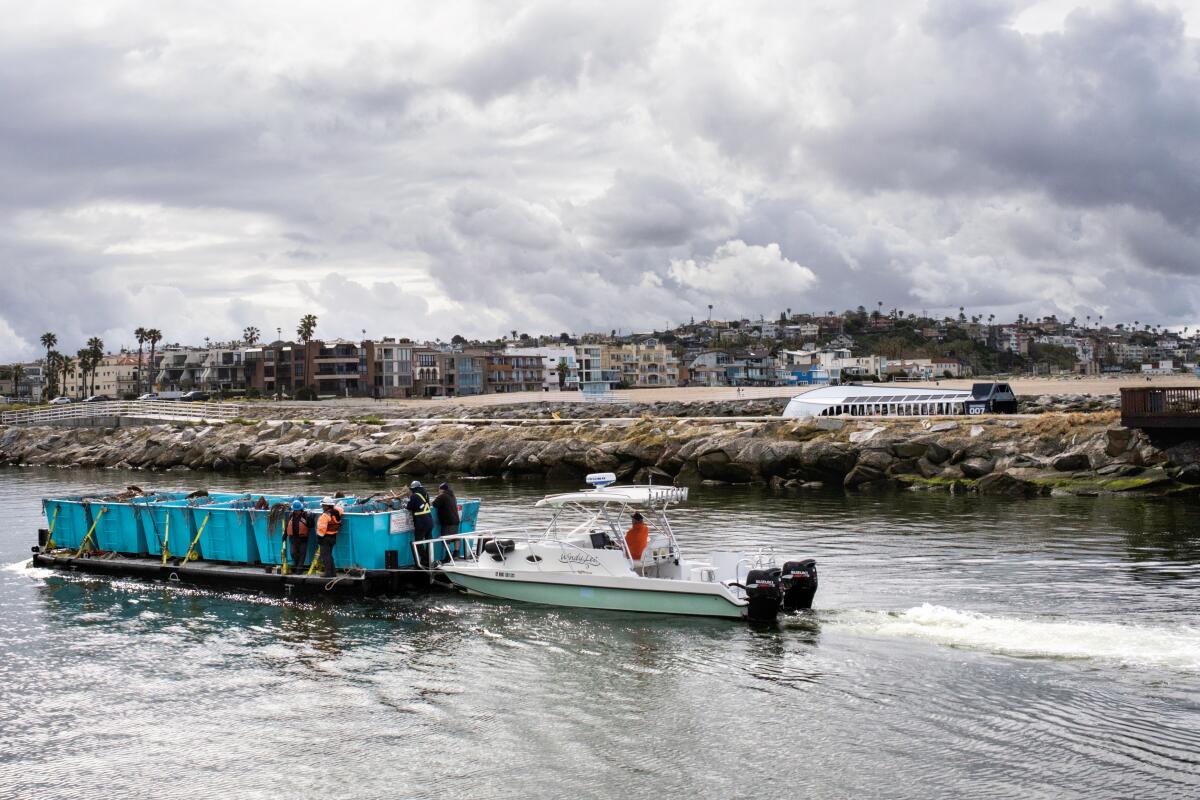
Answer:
[2,469,1198,799]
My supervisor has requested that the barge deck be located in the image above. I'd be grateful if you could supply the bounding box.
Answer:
[31,547,441,598]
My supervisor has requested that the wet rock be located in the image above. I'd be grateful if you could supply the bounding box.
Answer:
[891,441,927,459]
[924,441,951,464]
[1052,452,1091,472]
[975,473,1040,497]
[1104,427,1133,457]
[959,458,995,479]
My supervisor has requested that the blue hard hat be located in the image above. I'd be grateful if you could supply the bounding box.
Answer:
[291,500,304,511]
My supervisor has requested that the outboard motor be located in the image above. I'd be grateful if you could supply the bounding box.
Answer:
[743,568,783,621]
[781,560,818,611]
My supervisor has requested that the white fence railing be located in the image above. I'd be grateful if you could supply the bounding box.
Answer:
[1,400,243,426]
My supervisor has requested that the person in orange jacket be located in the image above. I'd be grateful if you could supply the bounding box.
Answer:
[625,512,649,561]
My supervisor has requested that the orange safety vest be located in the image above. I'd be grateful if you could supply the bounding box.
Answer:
[288,514,310,538]
[625,521,649,561]
[317,508,342,537]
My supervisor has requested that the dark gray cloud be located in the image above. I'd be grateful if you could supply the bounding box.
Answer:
[2,0,1200,361]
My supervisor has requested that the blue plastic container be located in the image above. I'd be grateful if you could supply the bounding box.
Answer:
[43,498,91,549]
[93,501,149,556]
[189,501,261,563]
[141,499,206,560]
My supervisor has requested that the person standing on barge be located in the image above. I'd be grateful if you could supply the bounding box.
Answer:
[286,499,314,573]
[432,482,462,556]
[316,497,343,578]
[407,481,435,567]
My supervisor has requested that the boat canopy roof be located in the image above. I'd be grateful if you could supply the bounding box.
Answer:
[535,485,689,508]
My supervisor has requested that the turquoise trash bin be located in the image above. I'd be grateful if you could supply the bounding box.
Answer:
[42,497,86,549]
[93,501,149,556]
[141,499,206,560]
[193,501,261,564]
[340,503,412,569]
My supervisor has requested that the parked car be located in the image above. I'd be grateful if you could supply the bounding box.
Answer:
[179,391,210,402]
[48,396,74,405]
[136,393,160,401]
[84,395,115,403]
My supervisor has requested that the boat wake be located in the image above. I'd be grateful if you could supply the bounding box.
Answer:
[2,557,56,580]
[828,603,1200,671]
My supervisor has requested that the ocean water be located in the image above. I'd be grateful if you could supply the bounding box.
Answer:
[1,469,1198,799]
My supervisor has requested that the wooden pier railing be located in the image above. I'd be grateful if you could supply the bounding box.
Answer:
[1,400,242,426]
[1120,387,1200,429]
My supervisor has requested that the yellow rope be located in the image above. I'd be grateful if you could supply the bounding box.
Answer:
[45,506,59,550]
[161,514,171,564]
[74,508,106,558]
[181,513,210,565]
[280,519,289,576]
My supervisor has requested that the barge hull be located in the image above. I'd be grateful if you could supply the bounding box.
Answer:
[31,552,432,598]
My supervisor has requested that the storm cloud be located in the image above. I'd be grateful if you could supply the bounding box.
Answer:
[2,0,1199,360]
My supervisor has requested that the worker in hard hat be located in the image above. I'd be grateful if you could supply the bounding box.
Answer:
[315,496,343,578]
[285,499,314,573]
[406,480,435,568]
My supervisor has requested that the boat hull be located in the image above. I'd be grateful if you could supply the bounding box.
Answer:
[444,571,746,619]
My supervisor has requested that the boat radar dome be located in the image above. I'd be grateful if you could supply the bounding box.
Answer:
[586,472,617,488]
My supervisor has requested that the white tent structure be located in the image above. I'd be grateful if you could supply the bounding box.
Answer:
[782,384,974,418]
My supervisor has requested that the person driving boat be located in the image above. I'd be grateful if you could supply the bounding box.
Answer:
[625,512,649,561]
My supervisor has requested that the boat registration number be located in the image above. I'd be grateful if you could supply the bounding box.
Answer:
[494,571,515,578]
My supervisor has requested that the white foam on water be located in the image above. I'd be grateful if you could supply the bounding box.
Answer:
[829,603,1200,671]
[2,558,56,580]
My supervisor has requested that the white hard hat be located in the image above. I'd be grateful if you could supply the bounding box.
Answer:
[321,496,336,506]
[409,480,422,489]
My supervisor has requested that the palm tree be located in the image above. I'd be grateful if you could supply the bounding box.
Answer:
[40,332,56,395]
[296,314,317,395]
[11,364,25,400]
[145,329,162,392]
[243,326,260,345]
[45,349,62,398]
[134,327,149,395]
[58,354,74,397]
[75,348,91,399]
[86,337,104,396]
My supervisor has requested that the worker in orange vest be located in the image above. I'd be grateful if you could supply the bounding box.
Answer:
[625,512,649,562]
[285,499,313,573]
[316,496,343,578]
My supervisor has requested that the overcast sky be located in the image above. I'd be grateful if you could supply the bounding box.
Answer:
[2,0,1199,361]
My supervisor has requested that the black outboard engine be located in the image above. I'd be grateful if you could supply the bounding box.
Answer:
[781,560,818,610]
[743,568,783,621]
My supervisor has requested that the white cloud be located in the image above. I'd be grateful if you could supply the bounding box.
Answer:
[3,0,1200,360]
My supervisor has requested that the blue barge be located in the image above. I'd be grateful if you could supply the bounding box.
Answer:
[32,489,481,597]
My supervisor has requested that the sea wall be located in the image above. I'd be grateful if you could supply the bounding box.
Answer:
[236,393,1117,420]
[2,410,1197,497]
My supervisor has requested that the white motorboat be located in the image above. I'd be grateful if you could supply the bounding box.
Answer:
[429,474,817,621]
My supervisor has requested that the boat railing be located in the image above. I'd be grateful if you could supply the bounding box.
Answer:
[428,528,625,577]
[1,400,243,425]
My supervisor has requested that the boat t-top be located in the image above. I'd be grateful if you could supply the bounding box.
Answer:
[429,474,817,621]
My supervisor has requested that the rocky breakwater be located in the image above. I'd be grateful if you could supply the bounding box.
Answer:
[1,412,1197,497]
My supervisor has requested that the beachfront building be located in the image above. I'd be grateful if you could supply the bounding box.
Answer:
[374,339,414,398]
[605,338,679,388]
[504,345,579,391]
[575,344,619,393]
[479,351,545,393]
[63,354,139,398]
[1,363,46,401]
[244,340,375,397]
